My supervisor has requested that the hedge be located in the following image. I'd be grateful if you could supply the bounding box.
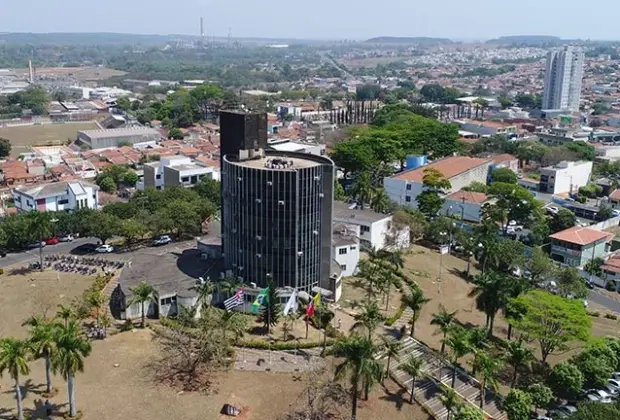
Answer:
[238,339,335,351]
[385,307,405,326]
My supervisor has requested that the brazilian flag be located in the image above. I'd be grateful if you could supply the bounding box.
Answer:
[251,287,269,312]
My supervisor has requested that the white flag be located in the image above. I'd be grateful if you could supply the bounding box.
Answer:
[282,290,297,316]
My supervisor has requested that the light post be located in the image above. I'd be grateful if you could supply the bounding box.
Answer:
[438,231,447,294]
[446,206,454,255]
[269,339,275,365]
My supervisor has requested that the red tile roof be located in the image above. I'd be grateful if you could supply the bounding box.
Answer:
[549,226,613,246]
[490,154,517,164]
[603,256,620,274]
[610,189,620,201]
[446,190,488,204]
[393,156,491,183]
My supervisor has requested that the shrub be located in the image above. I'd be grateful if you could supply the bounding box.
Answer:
[606,282,617,292]
[0,268,4,275]
[385,307,405,326]
[605,313,618,320]
[238,339,335,351]
[587,311,600,317]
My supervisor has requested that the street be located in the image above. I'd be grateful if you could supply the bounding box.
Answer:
[0,238,97,268]
[589,288,620,313]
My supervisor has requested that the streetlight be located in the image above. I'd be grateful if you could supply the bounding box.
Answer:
[438,231,447,294]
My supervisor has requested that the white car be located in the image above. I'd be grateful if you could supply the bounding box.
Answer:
[95,245,114,253]
[602,384,619,397]
[587,389,613,403]
[59,234,74,242]
[608,378,620,390]
[611,372,620,380]
[153,235,172,246]
[547,206,559,215]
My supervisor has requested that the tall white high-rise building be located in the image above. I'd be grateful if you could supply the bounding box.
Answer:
[542,46,585,112]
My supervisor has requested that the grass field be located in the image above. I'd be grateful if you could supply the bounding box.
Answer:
[0,122,99,156]
[340,57,409,69]
[12,67,127,82]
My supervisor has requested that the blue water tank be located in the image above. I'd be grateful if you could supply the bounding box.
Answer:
[406,155,427,170]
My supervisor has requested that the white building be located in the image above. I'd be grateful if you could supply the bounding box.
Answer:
[542,46,585,112]
[139,155,220,191]
[78,127,161,150]
[13,180,99,212]
[333,201,410,251]
[539,160,593,195]
[332,223,361,277]
[442,191,490,223]
[384,156,492,209]
[268,138,326,157]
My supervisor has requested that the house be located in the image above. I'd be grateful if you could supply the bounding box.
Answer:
[489,154,519,172]
[13,180,99,212]
[332,223,360,277]
[549,226,613,267]
[442,191,490,223]
[539,161,593,194]
[384,156,492,209]
[332,201,410,251]
[138,155,220,191]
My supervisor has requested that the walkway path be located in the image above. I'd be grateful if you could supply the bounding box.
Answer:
[378,309,506,420]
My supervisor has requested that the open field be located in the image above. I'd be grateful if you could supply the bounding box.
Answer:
[340,57,409,69]
[12,67,127,82]
[0,122,99,156]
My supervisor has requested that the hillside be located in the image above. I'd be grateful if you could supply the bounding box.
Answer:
[485,35,566,46]
[364,36,454,45]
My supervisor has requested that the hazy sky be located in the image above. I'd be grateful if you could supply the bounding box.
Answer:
[1,0,618,40]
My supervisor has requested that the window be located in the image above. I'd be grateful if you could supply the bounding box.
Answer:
[160,296,177,306]
[93,194,96,199]
[156,186,162,190]
[340,264,347,271]
[181,176,189,183]
[350,246,357,250]
[339,248,347,255]
[156,174,161,180]
[405,196,411,202]
[58,199,69,205]
[406,184,412,191]
[361,225,370,233]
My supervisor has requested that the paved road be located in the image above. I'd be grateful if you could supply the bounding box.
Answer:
[0,238,97,268]
[589,288,620,313]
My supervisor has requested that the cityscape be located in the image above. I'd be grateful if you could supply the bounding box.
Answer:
[2,21,620,420]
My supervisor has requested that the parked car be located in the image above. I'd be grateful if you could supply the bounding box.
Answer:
[95,244,114,253]
[59,234,74,242]
[546,206,559,215]
[557,405,578,415]
[611,372,620,380]
[153,235,172,246]
[586,389,613,403]
[607,379,620,390]
[26,241,46,249]
[73,243,98,254]
[45,237,59,245]
[602,384,619,398]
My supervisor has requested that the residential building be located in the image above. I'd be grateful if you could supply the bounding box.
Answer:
[542,46,585,112]
[489,154,519,172]
[539,160,592,194]
[139,155,219,191]
[78,127,161,149]
[442,191,490,223]
[332,223,360,278]
[13,180,99,212]
[220,110,335,295]
[549,226,612,267]
[457,120,518,137]
[384,156,491,209]
[333,201,410,251]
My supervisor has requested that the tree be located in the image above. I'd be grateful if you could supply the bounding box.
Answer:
[352,299,385,340]
[314,305,335,350]
[189,278,215,312]
[526,248,557,286]
[122,171,139,187]
[571,339,619,388]
[193,177,221,208]
[431,305,458,354]
[399,354,425,404]
[526,383,553,411]
[220,311,248,343]
[260,280,281,333]
[56,304,76,328]
[462,181,488,194]
[549,209,577,233]
[454,405,485,420]
[332,335,383,419]
[503,339,535,388]
[98,176,117,194]
[81,211,120,244]
[168,126,184,139]
[27,320,58,394]
[445,327,472,388]
[439,386,462,420]
[510,290,590,363]
[565,142,595,161]
[0,137,11,158]
[468,271,513,336]
[556,267,589,299]
[417,168,451,219]
[0,338,31,420]
[401,285,430,338]
[119,218,147,246]
[86,292,105,327]
[473,351,503,409]
[563,401,620,419]
[547,362,584,400]
[127,281,158,328]
[52,320,92,418]
[25,210,52,271]
[598,203,614,221]
[381,337,403,378]
[490,167,518,184]
[503,389,532,420]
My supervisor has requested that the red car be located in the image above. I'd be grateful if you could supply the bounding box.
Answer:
[45,237,59,245]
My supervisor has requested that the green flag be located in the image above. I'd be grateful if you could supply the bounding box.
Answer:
[252,287,269,312]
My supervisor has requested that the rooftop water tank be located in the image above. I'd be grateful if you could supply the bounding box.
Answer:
[406,155,428,170]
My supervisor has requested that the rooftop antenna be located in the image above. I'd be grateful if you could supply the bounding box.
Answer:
[200,17,205,48]
[228,27,232,48]
[28,60,34,84]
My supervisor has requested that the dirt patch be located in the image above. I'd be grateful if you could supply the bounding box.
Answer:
[0,122,99,157]
[12,67,127,82]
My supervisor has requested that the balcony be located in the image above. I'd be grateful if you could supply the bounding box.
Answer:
[551,244,582,257]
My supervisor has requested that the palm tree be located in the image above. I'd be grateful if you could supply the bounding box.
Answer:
[52,321,92,418]
[503,339,534,388]
[381,337,403,377]
[351,299,385,340]
[218,277,239,299]
[25,211,52,272]
[467,271,511,336]
[380,267,402,311]
[356,259,382,298]
[370,188,391,213]
[444,328,471,388]
[439,386,462,420]
[332,335,383,418]
[473,351,503,409]
[400,285,430,338]
[468,327,490,376]
[0,338,31,420]
[56,304,76,327]
[86,292,105,327]
[375,249,405,271]
[400,355,425,404]
[431,305,457,354]
[189,278,215,312]
[127,281,158,328]
[220,311,248,343]
[28,320,58,394]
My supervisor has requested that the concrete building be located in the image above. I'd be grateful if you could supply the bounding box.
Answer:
[333,201,410,251]
[539,160,593,195]
[384,156,491,209]
[332,223,360,277]
[139,155,219,191]
[442,191,490,223]
[220,110,335,295]
[78,127,161,149]
[549,226,612,267]
[13,180,99,212]
[542,46,585,112]
[268,138,326,157]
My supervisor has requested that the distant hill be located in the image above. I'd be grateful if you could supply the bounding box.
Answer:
[485,35,568,46]
[364,36,454,45]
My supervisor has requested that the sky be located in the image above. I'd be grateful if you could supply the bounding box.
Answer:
[1,0,618,41]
